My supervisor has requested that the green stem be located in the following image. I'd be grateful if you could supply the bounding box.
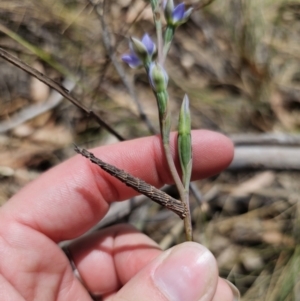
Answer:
[183,190,193,241]
[162,136,184,197]
[149,0,158,10]
[161,115,193,241]
[149,0,163,65]
[163,142,192,241]
[163,25,175,63]
[155,19,163,66]
[149,0,193,241]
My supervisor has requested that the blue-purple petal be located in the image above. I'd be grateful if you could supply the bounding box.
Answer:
[142,34,155,56]
[122,53,141,68]
[173,3,185,23]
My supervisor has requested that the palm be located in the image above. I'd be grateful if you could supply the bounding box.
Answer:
[0,225,89,300]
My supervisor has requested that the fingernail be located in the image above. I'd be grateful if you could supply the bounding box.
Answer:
[153,243,216,301]
[224,280,240,301]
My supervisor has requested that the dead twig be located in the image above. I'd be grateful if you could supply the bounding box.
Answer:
[230,133,300,146]
[229,146,300,170]
[74,145,187,219]
[0,47,124,141]
[0,78,75,133]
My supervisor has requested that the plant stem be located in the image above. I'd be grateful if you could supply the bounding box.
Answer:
[156,20,163,66]
[183,190,193,241]
[161,117,193,241]
[163,25,175,64]
[163,142,193,241]
[150,0,193,241]
[153,1,164,66]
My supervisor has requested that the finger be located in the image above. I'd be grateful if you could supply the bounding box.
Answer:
[212,278,235,301]
[1,130,233,241]
[68,224,161,295]
[109,242,234,301]
[68,225,236,300]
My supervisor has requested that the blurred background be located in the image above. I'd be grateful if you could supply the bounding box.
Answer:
[0,0,300,299]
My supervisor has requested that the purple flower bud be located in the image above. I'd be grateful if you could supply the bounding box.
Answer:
[122,34,156,68]
[141,34,156,56]
[163,1,193,26]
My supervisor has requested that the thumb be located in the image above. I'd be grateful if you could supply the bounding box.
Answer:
[113,242,221,301]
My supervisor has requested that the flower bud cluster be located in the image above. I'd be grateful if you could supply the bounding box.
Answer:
[122,33,169,115]
[121,1,193,70]
[121,1,193,162]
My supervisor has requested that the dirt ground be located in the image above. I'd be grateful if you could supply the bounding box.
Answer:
[0,0,300,299]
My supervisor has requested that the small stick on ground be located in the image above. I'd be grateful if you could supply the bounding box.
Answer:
[0,47,124,141]
[74,145,187,219]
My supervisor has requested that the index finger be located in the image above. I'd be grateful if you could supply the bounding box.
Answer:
[1,130,233,242]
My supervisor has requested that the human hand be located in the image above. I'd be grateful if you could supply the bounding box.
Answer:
[0,130,235,301]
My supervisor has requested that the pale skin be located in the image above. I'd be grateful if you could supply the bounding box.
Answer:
[0,130,234,301]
